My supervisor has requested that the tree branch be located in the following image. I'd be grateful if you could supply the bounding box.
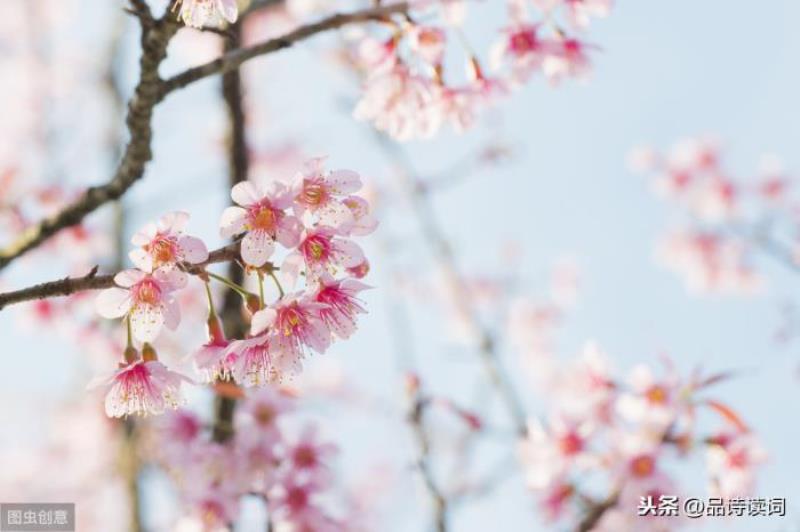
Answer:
[159,2,408,95]
[0,243,241,311]
[0,2,409,273]
[409,394,450,532]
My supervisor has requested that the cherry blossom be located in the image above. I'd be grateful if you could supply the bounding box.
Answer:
[89,355,190,418]
[282,227,365,286]
[312,275,370,340]
[96,267,186,342]
[220,181,302,267]
[291,158,364,230]
[129,211,208,273]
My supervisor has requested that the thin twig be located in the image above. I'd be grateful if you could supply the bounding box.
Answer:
[159,2,409,95]
[0,243,241,311]
[409,395,450,532]
[0,3,409,273]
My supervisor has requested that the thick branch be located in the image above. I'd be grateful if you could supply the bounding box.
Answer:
[0,3,409,272]
[160,2,409,94]
[213,20,249,445]
[0,18,178,272]
[0,243,241,311]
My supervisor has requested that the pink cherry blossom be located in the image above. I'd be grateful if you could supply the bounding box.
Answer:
[520,416,595,490]
[224,332,279,387]
[312,275,370,340]
[340,195,378,236]
[96,267,186,342]
[89,359,190,418]
[283,425,337,477]
[129,211,208,273]
[409,26,447,65]
[236,386,294,440]
[291,158,363,229]
[220,181,302,267]
[192,315,233,382]
[354,63,443,141]
[251,295,331,361]
[541,37,594,84]
[282,227,365,286]
[706,432,767,498]
[175,0,238,29]
[490,24,548,83]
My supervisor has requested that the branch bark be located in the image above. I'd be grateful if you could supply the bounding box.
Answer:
[0,243,241,311]
[0,2,409,273]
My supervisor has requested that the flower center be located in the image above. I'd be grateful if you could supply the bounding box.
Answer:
[281,307,303,336]
[303,235,330,262]
[293,446,317,468]
[510,29,538,55]
[558,432,584,456]
[255,405,275,426]
[301,182,326,206]
[250,205,277,231]
[149,237,177,265]
[630,454,655,478]
[135,279,161,305]
[645,385,668,405]
[286,487,308,510]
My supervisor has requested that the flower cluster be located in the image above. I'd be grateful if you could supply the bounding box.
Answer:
[631,137,794,294]
[519,344,766,529]
[91,159,376,418]
[151,388,348,531]
[350,0,612,140]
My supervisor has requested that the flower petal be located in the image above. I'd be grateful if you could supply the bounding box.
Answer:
[251,308,277,336]
[178,235,209,264]
[130,303,165,342]
[241,229,275,267]
[96,288,131,319]
[326,169,362,194]
[231,181,261,207]
[220,206,248,238]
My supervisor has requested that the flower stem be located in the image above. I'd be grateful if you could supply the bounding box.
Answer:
[203,282,219,319]
[207,271,250,299]
[257,271,265,309]
[268,271,285,299]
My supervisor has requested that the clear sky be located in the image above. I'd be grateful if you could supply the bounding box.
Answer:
[1,1,800,531]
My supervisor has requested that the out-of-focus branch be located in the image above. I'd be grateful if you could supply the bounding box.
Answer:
[0,3,409,272]
[0,14,178,272]
[0,243,242,311]
[576,492,619,532]
[212,20,249,447]
[408,392,450,532]
[372,133,530,437]
[159,2,409,94]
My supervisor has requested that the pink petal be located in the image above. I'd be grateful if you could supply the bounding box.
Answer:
[131,223,157,246]
[332,239,365,268]
[96,288,131,319]
[325,169,362,194]
[251,308,277,336]
[129,248,154,272]
[276,215,302,248]
[220,206,248,238]
[130,303,165,342]
[114,269,146,288]
[231,181,261,207]
[154,267,188,290]
[163,298,182,330]
[317,201,355,230]
[280,252,304,289]
[159,211,190,233]
[178,235,209,264]
[241,229,275,267]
